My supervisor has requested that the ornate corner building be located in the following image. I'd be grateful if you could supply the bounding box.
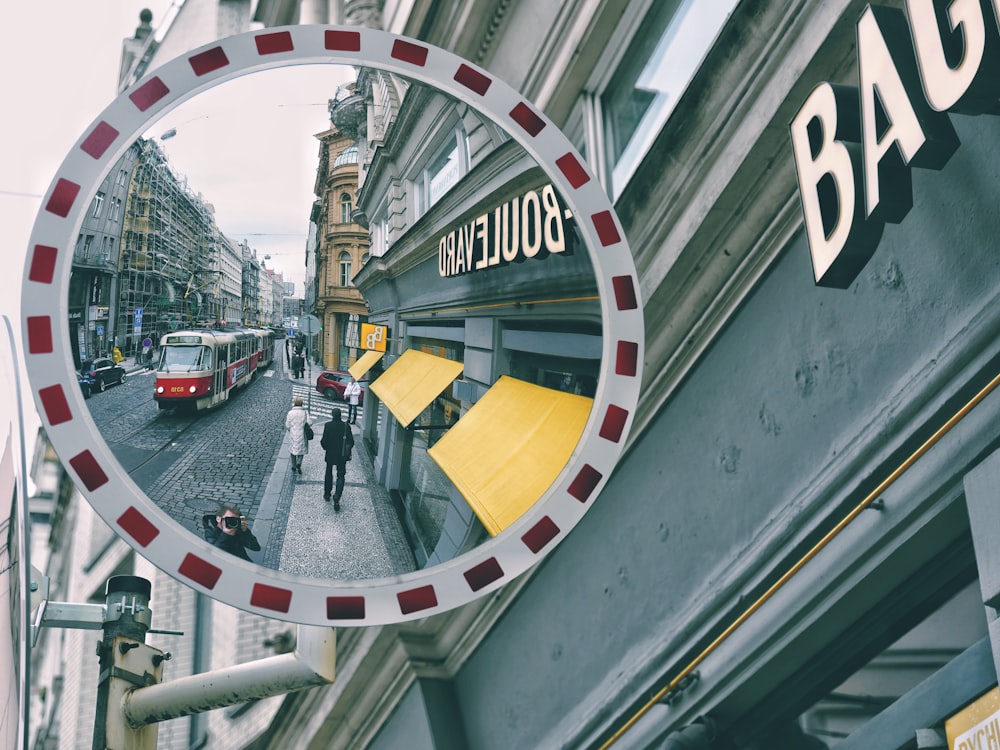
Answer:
[312,94,370,371]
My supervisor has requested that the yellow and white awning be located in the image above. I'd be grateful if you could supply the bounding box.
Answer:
[348,349,384,381]
[369,349,464,428]
[428,375,593,536]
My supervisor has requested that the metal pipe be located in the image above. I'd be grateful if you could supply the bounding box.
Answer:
[122,625,335,728]
[601,368,1000,748]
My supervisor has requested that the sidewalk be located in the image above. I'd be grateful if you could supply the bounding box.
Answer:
[255,360,417,580]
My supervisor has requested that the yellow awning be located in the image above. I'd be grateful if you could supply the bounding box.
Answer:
[349,349,384,381]
[369,349,464,427]
[428,376,593,536]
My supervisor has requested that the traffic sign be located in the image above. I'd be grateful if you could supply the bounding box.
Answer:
[299,314,322,336]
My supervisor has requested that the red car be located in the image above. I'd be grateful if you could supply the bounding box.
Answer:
[315,371,365,405]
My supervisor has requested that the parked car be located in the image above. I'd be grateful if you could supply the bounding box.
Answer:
[80,357,126,393]
[78,373,93,399]
[315,370,365,405]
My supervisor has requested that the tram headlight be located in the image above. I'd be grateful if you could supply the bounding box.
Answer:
[189,385,197,394]
[156,386,164,394]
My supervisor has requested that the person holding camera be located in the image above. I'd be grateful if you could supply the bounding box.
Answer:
[203,505,261,560]
[320,408,354,510]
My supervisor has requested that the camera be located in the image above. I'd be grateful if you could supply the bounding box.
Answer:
[223,516,240,529]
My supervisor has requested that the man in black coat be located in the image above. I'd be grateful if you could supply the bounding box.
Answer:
[320,408,354,510]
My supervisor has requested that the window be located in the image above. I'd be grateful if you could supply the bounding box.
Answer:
[338,251,352,287]
[340,193,353,224]
[110,197,122,222]
[597,0,738,198]
[101,236,114,263]
[413,130,469,220]
[116,169,128,187]
[91,192,105,217]
[427,138,461,206]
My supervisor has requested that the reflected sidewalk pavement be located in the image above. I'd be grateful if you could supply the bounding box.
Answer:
[253,362,417,580]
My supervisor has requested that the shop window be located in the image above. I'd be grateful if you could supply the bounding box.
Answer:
[794,578,986,747]
[591,0,739,198]
[399,340,465,561]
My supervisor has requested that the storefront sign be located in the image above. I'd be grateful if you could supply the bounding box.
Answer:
[361,323,387,352]
[790,2,1000,288]
[947,687,1000,749]
[437,183,574,277]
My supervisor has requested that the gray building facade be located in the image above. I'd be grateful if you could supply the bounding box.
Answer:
[27,1,1000,749]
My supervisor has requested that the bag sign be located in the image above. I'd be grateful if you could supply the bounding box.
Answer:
[789,3,1000,288]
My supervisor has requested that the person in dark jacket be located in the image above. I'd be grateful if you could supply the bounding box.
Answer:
[320,408,354,510]
[202,505,261,561]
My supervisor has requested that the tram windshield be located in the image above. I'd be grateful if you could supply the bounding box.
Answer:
[159,345,213,373]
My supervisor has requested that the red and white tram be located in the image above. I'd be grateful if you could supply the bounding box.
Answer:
[153,328,274,410]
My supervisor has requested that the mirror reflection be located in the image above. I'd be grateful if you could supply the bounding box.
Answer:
[68,64,602,581]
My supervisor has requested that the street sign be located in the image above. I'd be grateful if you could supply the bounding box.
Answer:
[299,314,322,336]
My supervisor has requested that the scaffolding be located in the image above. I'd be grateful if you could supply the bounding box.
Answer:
[117,139,221,356]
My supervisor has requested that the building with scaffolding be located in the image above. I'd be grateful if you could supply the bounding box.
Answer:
[116,138,229,355]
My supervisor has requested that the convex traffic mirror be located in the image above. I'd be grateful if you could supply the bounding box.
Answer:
[23,25,643,626]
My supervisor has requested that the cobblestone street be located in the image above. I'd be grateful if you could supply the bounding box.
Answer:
[84,354,416,579]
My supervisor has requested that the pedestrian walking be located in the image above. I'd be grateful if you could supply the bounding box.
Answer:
[320,408,354,510]
[344,377,362,424]
[284,396,314,474]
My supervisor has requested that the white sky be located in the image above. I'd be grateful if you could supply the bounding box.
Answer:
[0,2,351,461]
[144,64,354,280]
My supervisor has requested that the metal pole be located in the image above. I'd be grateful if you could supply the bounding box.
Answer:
[92,575,157,750]
[122,625,335,727]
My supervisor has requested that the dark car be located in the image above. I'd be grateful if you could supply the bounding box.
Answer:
[315,370,365,405]
[80,357,126,393]
[78,373,93,399]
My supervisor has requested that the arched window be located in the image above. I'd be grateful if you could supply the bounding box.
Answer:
[340,193,353,224]
[339,251,352,286]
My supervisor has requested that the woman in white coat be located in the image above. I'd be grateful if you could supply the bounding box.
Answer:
[284,396,314,474]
